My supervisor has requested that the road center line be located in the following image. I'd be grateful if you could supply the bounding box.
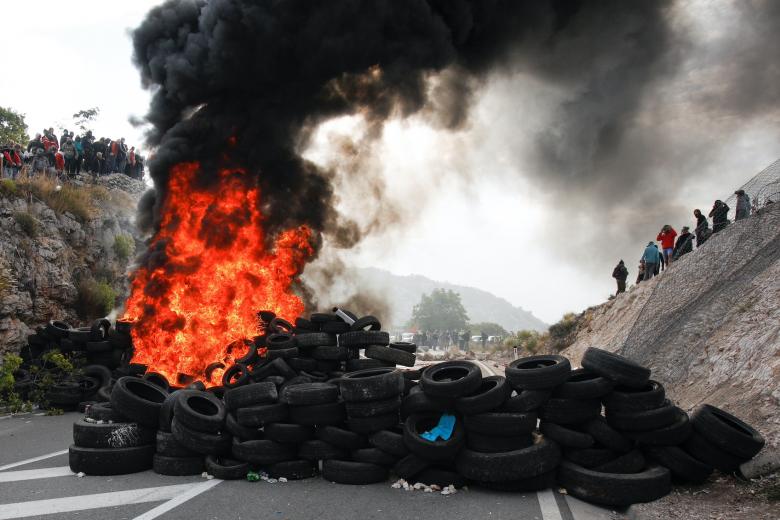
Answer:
[0,483,199,520]
[0,450,69,471]
[0,466,73,483]
[132,479,222,520]
[537,489,564,520]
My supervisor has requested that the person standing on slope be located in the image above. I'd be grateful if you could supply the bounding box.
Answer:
[642,242,660,281]
[612,260,628,294]
[657,225,677,266]
[693,209,709,247]
[710,200,730,233]
[735,190,751,220]
[673,226,694,260]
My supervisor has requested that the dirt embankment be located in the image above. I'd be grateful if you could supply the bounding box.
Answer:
[560,203,780,448]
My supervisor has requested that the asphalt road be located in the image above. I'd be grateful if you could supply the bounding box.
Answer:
[0,371,619,520]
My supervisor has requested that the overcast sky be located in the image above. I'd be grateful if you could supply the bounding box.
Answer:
[3,0,778,324]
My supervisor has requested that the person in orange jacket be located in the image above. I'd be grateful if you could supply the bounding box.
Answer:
[657,225,677,267]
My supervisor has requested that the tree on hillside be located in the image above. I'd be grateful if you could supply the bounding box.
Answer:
[0,106,29,145]
[410,288,469,331]
[72,107,100,134]
[469,322,507,336]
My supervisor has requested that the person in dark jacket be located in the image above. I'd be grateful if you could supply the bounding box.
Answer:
[693,209,709,247]
[735,190,751,220]
[673,226,694,260]
[636,259,645,284]
[709,200,730,233]
[612,260,628,294]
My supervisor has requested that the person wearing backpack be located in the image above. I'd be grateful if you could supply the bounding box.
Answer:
[612,260,629,294]
[61,138,77,175]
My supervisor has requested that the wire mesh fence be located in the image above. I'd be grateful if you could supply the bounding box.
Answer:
[723,158,780,220]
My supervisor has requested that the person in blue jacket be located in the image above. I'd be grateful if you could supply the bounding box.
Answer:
[642,242,660,281]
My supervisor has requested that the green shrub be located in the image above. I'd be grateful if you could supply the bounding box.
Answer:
[13,211,38,237]
[0,179,17,197]
[547,312,581,351]
[76,278,117,319]
[113,234,135,261]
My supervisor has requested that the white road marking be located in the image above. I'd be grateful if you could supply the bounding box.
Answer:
[0,450,69,471]
[537,489,564,520]
[0,466,73,483]
[132,479,222,520]
[0,483,200,520]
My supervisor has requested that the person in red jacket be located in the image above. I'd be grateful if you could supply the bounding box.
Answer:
[54,150,65,177]
[657,225,678,267]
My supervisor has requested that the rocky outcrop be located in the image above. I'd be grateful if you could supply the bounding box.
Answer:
[560,203,780,447]
[0,174,146,354]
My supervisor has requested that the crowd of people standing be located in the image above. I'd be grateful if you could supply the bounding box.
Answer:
[612,190,753,294]
[1,127,144,181]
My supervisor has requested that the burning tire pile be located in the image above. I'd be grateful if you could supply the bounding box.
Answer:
[65,311,765,507]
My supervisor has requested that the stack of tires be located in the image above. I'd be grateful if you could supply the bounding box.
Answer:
[69,378,160,475]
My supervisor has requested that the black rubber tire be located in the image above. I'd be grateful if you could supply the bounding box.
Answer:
[352,447,397,467]
[264,423,314,444]
[287,357,318,373]
[153,454,204,476]
[298,370,328,383]
[298,440,348,461]
[502,389,552,412]
[47,320,71,339]
[232,439,297,465]
[316,426,366,450]
[85,402,126,422]
[401,386,448,417]
[110,376,169,428]
[456,376,511,415]
[311,345,350,361]
[349,315,382,331]
[310,312,338,324]
[394,454,430,480]
[289,401,346,426]
[282,383,339,406]
[690,404,765,460]
[581,348,651,389]
[314,360,341,374]
[234,342,259,366]
[173,390,226,433]
[224,382,278,410]
[142,372,170,391]
[506,355,571,390]
[339,368,403,403]
[466,432,533,453]
[236,403,289,427]
[625,409,692,447]
[348,413,400,434]
[269,459,318,480]
[82,365,112,389]
[682,431,745,473]
[645,445,713,484]
[456,438,561,482]
[403,413,465,461]
[593,449,645,474]
[86,340,112,353]
[266,333,297,351]
[295,332,337,348]
[365,345,415,367]
[321,321,350,334]
[607,401,678,432]
[158,393,177,433]
[584,417,634,453]
[156,430,199,457]
[345,396,401,419]
[345,358,394,372]
[205,455,249,480]
[557,461,671,506]
[322,459,388,485]
[420,361,482,398]
[268,317,294,334]
[565,448,619,468]
[171,418,231,455]
[69,444,154,475]
[338,330,390,347]
[222,364,250,388]
[73,419,154,449]
[225,413,262,440]
[390,342,417,354]
[540,422,595,449]
[464,411,537,436]
[554,369,614,400]
[539,398,602,425]
[475,470,557,492]
[602,380,666,413]
[368,429,408,458]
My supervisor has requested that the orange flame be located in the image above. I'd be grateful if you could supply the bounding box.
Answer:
[122,162,313,386]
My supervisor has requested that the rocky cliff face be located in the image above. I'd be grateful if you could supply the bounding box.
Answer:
[0,174,145,354]
[559,203,780,447]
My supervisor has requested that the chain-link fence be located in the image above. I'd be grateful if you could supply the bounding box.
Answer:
[723,158,780,220]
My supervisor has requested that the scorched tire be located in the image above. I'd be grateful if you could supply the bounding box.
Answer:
[69,444,154,475]
[581,348,650,389]
[205,455,249,480]
[73,419,155,449]
[153,454,204,476]
[224,382,278,410]
[174,390,227,433]
[456,438,561,482]
[364,345,415,367]
[110,376,169,428]
[322,459,388,485]
[557,461,671,506]
[505,355,571,390]
[338,330,390,347]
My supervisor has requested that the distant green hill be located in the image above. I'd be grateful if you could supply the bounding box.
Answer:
[355,267,547,332]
